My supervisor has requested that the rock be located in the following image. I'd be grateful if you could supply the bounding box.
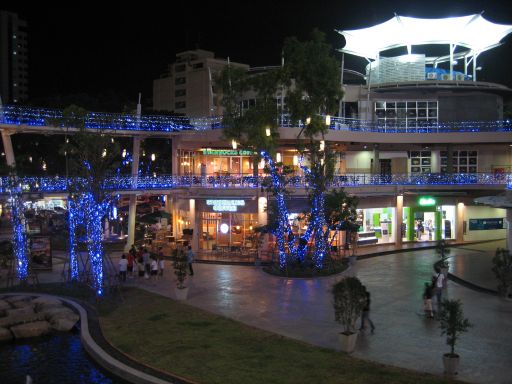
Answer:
[0,313,45,328]
[6,307,35,318]
[50,313,79,332]
[39,306,75,320]
[0,299,11,311]
[32,297,62,311]
[0,327,12,342]
[11,321,51,339]
[12,300,35,310]
[5,296,31,305]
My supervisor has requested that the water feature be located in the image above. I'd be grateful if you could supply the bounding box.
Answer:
[0,330,129,383]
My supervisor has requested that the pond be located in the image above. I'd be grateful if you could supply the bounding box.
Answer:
[0,331,129,384]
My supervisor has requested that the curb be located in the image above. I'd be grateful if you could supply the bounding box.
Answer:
[1,292,193,384]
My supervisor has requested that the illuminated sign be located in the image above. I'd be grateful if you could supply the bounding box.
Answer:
[419,196,436,206]
[202,149,253,156]
[206,199,245,212]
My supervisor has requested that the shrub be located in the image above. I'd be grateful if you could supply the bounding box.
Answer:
[332,276,367,334]
[438,299,472,356]
[492,248,512,297]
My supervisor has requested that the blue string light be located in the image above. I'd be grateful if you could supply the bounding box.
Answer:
[8,181,29,281]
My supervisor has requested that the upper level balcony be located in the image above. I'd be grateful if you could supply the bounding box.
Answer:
[1,172,510,195]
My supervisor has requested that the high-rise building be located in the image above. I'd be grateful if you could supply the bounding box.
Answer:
[153,49,248,117]
[0,10,28,104]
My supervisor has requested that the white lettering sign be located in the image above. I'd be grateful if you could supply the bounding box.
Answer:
[206,199,245,212]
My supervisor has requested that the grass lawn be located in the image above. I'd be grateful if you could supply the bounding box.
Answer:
[100,288,462,384]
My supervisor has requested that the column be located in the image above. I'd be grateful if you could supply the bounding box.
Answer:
[189,199,199,252]
[395,195,403,247]
[506,209,512,250]
[372,144,380,174]
[1,130,16,167]
[435,209,442,241]
[456,202,465,243]
[258,196,268,257]
[171,137,181,175]
[405,207,414,241]
[125,137,141,251]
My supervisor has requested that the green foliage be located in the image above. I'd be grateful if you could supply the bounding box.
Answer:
[438,299,472,356]
[332,277,367,334]
[492,248,512,297]
[283,29,343,138]
[173,248,188,289]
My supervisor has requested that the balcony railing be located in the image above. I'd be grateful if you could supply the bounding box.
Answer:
[1,173,510,194]
[1,105,511,133]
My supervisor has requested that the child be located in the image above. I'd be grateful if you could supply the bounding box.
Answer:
[150,257,158,277]
[158,256,165,277]
[118,254,128,282]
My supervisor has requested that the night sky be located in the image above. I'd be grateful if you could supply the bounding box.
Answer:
[3,0,512,108]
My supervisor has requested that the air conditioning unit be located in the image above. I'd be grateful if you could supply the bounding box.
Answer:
[426,72,437,80]
[441,74,451,81]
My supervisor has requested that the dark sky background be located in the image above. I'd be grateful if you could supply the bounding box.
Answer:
[3,0,512,107]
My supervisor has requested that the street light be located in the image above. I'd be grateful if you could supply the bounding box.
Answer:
[265,127,271,137]
[325,115,331,126]
[232,140,237,150]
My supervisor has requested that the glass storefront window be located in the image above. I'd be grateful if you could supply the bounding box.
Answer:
[200,212,258,250]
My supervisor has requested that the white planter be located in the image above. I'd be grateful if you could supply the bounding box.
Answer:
[338,332,358,353]
[174,286,189,301]
[443,353,460,375]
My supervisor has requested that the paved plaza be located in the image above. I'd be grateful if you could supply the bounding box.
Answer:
[4,240,511,383]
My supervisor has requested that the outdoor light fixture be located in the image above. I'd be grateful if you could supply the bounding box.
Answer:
[122,149,126,158]
[151,153,156,161]
[42,162,47,171]
[265,127,271,137]
[325,115,331,126]
[276,153,281,163]
[306,117,311,125]
[293,155,298,166]
[319,140,325,151]
[232,140,237,150]
[220,223,229,234]
[102,149,107,158]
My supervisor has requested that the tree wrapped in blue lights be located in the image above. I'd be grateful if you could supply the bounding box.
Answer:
[8,177,29,282]
[59,105,121,295]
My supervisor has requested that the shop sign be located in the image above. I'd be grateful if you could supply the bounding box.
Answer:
[418,196,436,206]
[206,199,245,212]
[469,218,504,231]
[202,149,253,156]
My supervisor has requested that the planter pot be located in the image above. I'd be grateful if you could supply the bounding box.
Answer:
[443,353,459,375]
[174,286,189,301]
[338,332,358,353]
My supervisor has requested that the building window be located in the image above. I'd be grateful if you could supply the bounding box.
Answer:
[409,151,432,174]
[192,62,204,69]
[175,64,186,73]
[175,101,186,109]
[175,77,186,85]
[375,100,438,129]
[440,150,478,174]
[175,89,186,97]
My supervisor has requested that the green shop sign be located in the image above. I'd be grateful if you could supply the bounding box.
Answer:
[202,149,254,156]
[418,196,436,206]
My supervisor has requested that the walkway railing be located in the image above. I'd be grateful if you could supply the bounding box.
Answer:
[1,105,511,133]
[1,173,510,194]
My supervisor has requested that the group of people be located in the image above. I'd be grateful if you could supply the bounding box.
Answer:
[118,244,165,282]
[422,267,446,318]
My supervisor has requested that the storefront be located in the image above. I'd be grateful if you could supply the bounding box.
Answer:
[355,207,396,245]
[177,148,259,176]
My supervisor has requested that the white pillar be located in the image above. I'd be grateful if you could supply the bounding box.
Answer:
[449,44,454,80]
[258,196,268,257]
[125,136,141,251]
[1,130,16,167]
[431,150,441,173]
[456,202,465,243]
[395,195,403,247]
[506,208,512,251]
[189,199,199,252]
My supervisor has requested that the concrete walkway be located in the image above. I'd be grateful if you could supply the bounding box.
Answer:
[3,240,511,383]
[120,240,511,384]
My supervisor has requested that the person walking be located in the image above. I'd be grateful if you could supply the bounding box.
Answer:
[142,248,151,278]
[433,268,445,316]
[423,281,434,318]
[118,254,128,282]
[359,290,375,333]
[187,245,194,276]
[127,249,135,278]
[158,255,165,277]
[150,257,158,278]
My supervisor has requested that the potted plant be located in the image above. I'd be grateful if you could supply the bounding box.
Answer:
[435,239,450,277]
[438,299,472,375]
[172,248,189,300]
[332,276,367,353]
[492,248,512,299]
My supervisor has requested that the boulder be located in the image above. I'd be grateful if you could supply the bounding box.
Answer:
[0,327,12,342]
[6,306,35,318]
[5,295,32,305]
[32,297,62,311]
[50,313,80,332]
[0,299,11,311]
[0,313,45,328]
[39,306,75,320]
[11,321,51,339]
[12,300,35,310]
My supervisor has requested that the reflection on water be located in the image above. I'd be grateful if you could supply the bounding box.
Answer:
[0,332,128,384]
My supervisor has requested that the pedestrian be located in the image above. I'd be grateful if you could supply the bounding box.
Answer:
[432,268,445,316]
[142,248,151,278]
[137,255,145,277]
[158,255,165,277]
[359,290,375,333]
[150,257,158,278]
[423,282,434,318]
[127,249,135,278]
[187,245,194,276]
[118,254,128,282]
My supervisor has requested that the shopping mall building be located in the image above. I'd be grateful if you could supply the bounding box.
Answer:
[1,14,511,261]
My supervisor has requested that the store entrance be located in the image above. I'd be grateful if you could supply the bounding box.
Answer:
[403,205,455,242]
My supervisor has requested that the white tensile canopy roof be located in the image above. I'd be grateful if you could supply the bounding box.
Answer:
[338,14,512,59]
